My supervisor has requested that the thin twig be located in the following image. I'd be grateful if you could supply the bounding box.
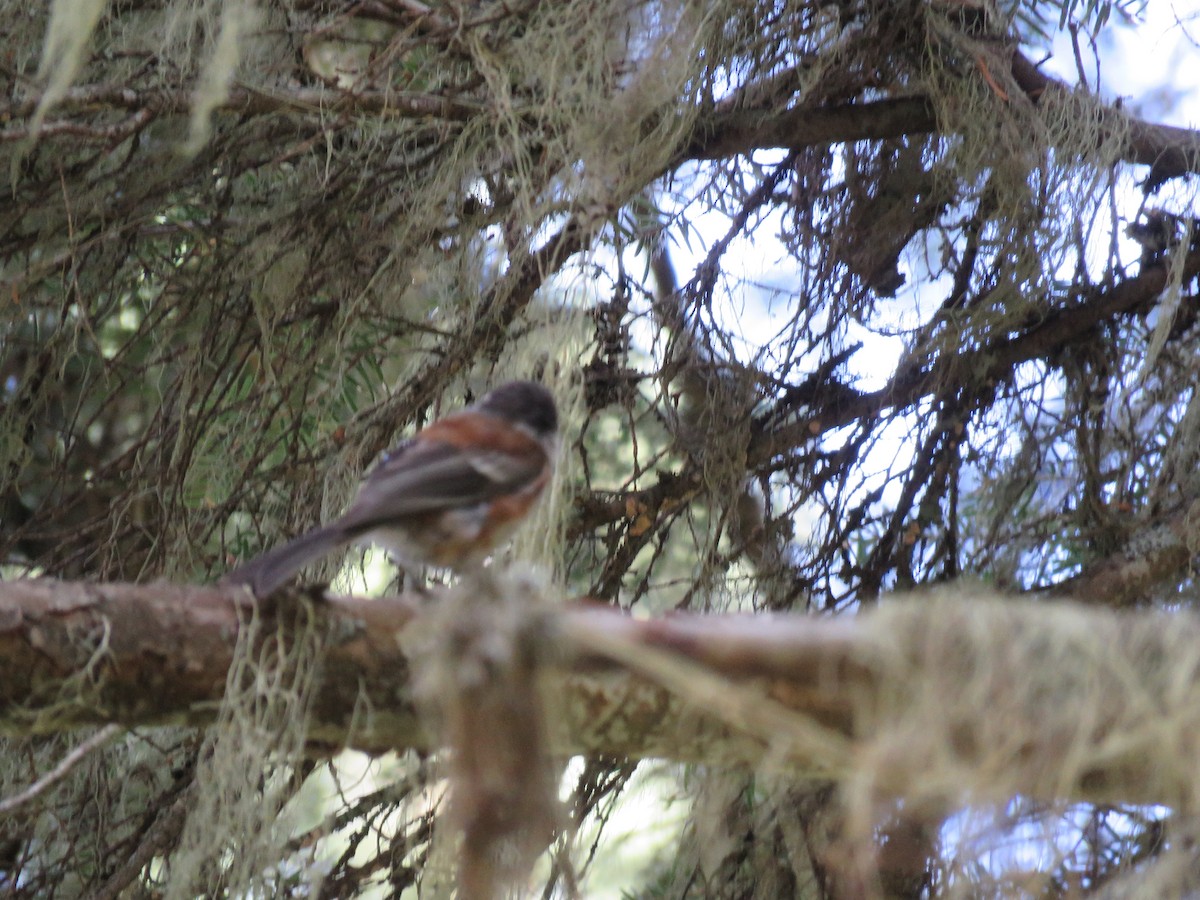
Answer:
[0,724,123,816]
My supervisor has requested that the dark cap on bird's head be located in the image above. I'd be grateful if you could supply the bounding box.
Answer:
[478,380,558,439]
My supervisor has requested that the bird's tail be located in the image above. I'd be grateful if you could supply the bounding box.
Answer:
[222,526,348,596]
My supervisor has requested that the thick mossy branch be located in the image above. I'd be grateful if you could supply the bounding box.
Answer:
[0,580,424,750]
[6,580,1200,810]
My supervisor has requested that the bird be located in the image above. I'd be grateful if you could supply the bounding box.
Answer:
[224,380,558,596]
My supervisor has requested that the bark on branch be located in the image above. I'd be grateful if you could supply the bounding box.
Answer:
[5,579,1200,811]
[0,580,425,750]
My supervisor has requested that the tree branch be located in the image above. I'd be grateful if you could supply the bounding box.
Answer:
[1041,496,1200,607]
[13,42,1200,180]
[751,248,1200,467]
[0,723,121,815]
[683,97,938,161]
[0,580,424,750]
[1009,48,1200,184]
[0,84,483,127]
[572,252,1200,543]
[684,48,1200,181]
[6,579,1200,810]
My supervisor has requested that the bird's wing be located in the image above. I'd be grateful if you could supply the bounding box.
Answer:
[336,438,544,532]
